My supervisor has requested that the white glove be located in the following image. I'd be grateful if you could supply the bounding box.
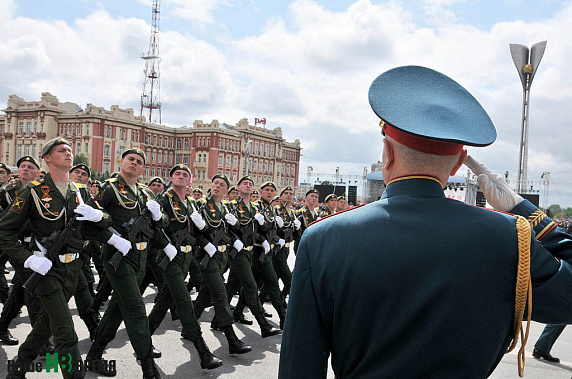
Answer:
[275,216,284,228]
[24,255,52,275]
[233,239,244,251]
[74,204,103,222]
[293,219,301,230]
[262,240,271,255]
[146,200,162,221]
[191,211,206,230]
[164,243,178,261]
[225,213,238,226]
[465,155,524,212]
[254,213,265,226]
[204,242,217,257]
[278,238,285,248]
[107,234,131,256]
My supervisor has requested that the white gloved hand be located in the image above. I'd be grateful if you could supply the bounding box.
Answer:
[262,240,271,255]
[225,213,237,226]
[275,216,284,228]
[278,238,285,248]
[107,234,131,256]
[464,155,524,212]
[146,200,162,221]
[191,211,206,230]
[74,204,103,222]
[204,242,217,257]
[24,255,52,275]
[164,243,178,261]
[293,219,301,230]
[254,213,265,226]
[233,239,244,251]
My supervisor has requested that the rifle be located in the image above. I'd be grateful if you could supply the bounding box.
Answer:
[108,181,171,271]
[24,182,107,291]
[158,197,199,270]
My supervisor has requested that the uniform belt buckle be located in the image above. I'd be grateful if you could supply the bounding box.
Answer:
[136,242,147,251]
[270,244,275,249]
[245,246,253,251]
[181,245,192,253]
[218,245,227,253]
[285,242,290,248]
[60,253,77,264]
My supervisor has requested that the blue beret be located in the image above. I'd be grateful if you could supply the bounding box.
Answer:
[368,66,496,154]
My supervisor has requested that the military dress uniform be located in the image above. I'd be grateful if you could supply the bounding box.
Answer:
[252,190,287,329]
[0,174,95,379]
[280,65,572,378]
[86,174,166,372]
[146,175,223,369]
[223,184,281,338]
[273,200,298,302]
[0,180,43,346]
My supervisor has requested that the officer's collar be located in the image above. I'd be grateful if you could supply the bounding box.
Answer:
[382,175,445,199]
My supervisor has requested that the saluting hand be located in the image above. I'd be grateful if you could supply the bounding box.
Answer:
[465,155,524,212]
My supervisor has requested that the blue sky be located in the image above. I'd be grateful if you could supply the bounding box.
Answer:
[3,0,572,205]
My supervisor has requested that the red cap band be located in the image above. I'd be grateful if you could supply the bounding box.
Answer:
[382,121,463,156]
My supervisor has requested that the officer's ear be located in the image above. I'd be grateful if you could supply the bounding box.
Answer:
[382,138,394,171]
[449,148,468,176]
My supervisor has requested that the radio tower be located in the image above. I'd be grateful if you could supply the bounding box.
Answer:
[140,0,161,124]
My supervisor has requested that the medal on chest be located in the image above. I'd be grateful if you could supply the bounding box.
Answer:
[118,184,128,196]
[173,201,181,211]
[41,185,52,208]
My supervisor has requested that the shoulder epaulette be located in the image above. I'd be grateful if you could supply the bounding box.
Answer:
[309,203,367,226]
[166,192,173,198]
[27,179,43,188]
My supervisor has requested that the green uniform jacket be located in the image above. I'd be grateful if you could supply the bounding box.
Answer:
[153,188,199,253]
[0,174,100,263]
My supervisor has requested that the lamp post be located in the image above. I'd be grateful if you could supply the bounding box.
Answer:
[509,41,547,194]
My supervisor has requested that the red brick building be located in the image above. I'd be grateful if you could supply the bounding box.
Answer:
[0,93,301,190]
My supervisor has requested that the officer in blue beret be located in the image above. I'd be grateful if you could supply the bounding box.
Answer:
[279,66,572,378]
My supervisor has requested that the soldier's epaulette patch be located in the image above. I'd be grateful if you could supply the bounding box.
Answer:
[27,179,43,188]
[166,192,174,198]
[309,203,366,226]
[106,178,118,183]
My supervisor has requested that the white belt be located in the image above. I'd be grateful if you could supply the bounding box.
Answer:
[60,253,79,264]
[180,245,192,253]
[217,245,227,253]
[135,242,147,251]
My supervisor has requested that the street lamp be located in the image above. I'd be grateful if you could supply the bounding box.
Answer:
[509,41,547,194]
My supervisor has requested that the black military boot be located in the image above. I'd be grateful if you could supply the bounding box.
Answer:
[276,305,286,330]
[210,317,222,332]
[152,345,162,358]
[193,336,223,369]
[222,325,252,354]
[81,311,100,341]
[37,339,55,357]
[141,356,161,379]
[0,318,19,345]
[86,341,116,376]
[255,314,281,338]
[6,357,31,379]
[233,310,253,325]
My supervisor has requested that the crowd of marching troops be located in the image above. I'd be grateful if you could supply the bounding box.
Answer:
[0,137,353,379]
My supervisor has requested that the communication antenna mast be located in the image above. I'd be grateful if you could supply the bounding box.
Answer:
[140,0,161,124]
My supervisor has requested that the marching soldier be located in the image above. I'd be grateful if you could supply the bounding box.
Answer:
[252,182,287,329]
[251,189,260,202]
[147,164,223,370]
[191,188,204,201]
[191,174,252,355]
[147,176,165,195]
[2,138,105,379]
[85,148,164,378]
[0,162,13,304]
[224,175,281,338]
[0,162,11,187]
[273,186,301,306]
[320,193,337,216]
[227,186,239,201]
[0,156,43,347]
[336,195,348,211]
[293,189,320,254]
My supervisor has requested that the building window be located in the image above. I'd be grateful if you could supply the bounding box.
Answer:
[219,154,223,166]
[254,142,259,155]
[103,162,109,173]
[77,142,81,154]
[19,122,24,135]
[26,122,32,134]
[152,135,156,145]
[218,139,221,148]
[226,155,230,166]
[158,151,162,163]
[185,139,190,150]
[233,157,237,167]
[264,161,268,172]
[119,146,125,156]
[32,145,36,157]
[152,151,157,162]
[104,144,110,157]
[282,164,285,174]
[159,136,163,146]
[24,144,30,156]
[183,155,189,165]
[207,137,210,146]
[270,145,274,157]
[265,144,269,157]
[269,162,273,172]
[176,154,181,164]
[176,139,182,150]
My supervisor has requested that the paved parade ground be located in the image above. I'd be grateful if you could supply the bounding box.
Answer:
[1,251,571,378]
